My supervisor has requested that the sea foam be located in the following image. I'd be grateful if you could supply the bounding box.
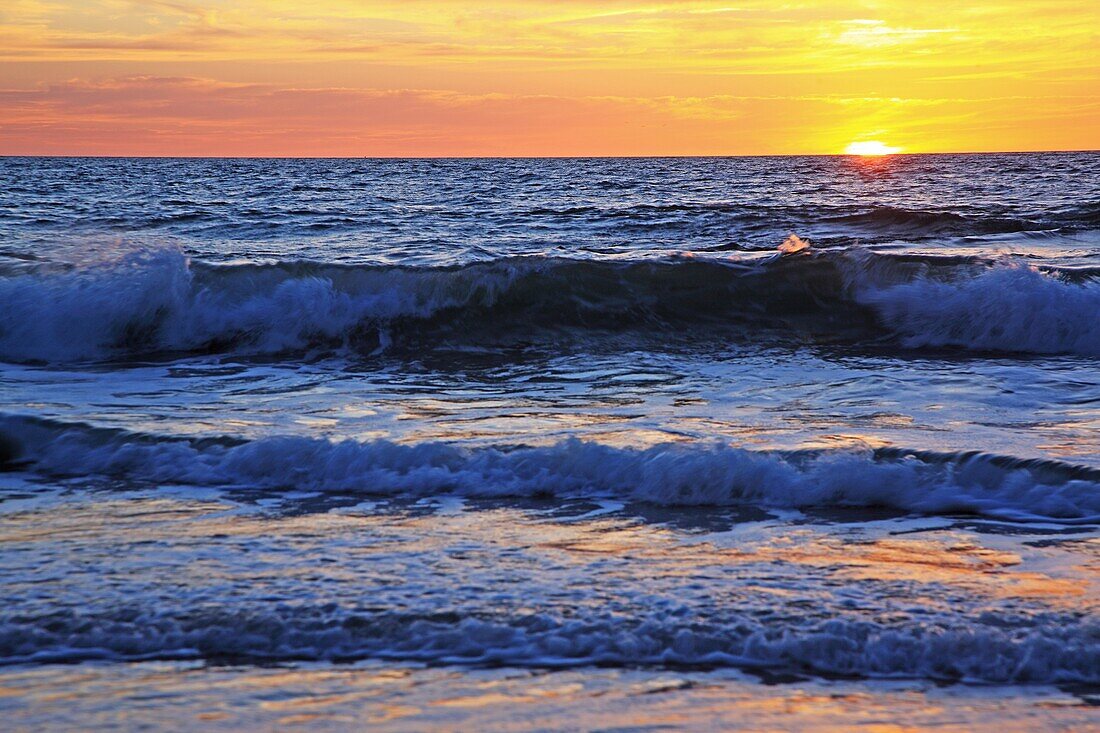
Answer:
[1,602,1095,684]
[4,415,1098,523]
[1,244,1097,361]
[857,262,1100,355]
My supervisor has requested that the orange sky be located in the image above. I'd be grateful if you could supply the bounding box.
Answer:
[1,1,1097,156]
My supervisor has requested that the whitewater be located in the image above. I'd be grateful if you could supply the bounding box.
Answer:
[1,154,1098,730]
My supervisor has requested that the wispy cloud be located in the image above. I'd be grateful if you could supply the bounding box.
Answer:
[0,2,1097,153]
[2,75,1096,156]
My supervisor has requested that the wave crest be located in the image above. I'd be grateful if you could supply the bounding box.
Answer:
[0,244,1097,362]
[4,415,1098,523]
[2,603,1095,684]
[859,263,1100,354]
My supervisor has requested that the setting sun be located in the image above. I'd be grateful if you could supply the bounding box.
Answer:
[844,141,903,156]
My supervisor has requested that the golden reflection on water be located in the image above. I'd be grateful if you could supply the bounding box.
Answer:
[5,494,1094,612]
[4,662,1097,732]
[2,491,1097,731]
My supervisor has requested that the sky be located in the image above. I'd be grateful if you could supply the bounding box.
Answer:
[0,1,1098,156]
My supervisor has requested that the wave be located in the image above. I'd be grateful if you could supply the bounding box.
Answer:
[4,415,1099,523]
[530,201,1096,238]
[861,264,1100,354]
[2,602,1095,684]
[539,201,1100,239]
[0,244,1097,362]
[5,415,1097,680]
[823,205,1038,235]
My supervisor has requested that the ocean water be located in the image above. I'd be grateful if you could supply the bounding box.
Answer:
[1,154,1098,730]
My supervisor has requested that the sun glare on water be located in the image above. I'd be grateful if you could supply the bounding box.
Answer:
[844,141,902,156]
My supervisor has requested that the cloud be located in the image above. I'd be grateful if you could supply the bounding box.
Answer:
[833,19,956,48]
[0,2,1096,153]
[2,75,1096,156]
[0,76,851,155]
[2,0,1096,77]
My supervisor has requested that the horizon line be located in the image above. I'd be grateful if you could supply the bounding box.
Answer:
[2,149,1098,160]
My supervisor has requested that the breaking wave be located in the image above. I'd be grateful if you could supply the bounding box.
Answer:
[2,603,1096,684]
[0,244,1097,362]
[4,415,1098,523]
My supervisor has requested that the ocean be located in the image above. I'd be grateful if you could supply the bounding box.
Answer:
[1,154,1098,730]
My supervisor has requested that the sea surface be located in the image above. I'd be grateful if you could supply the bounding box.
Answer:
[1,154,1098,730]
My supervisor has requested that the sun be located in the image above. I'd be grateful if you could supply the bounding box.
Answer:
[844,141,902,156]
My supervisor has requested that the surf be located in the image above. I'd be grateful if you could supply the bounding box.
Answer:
[1,242,1097,363]
[5,414,1099,523]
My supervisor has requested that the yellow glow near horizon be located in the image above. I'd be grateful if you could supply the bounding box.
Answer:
[844,141,903,156]
[0,1,1096,155]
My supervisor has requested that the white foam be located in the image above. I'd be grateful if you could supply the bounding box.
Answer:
[2,244,1098,361]
[859,262,1100,356]
[5,416,1098,522]
[1,605,1095,684]
[0,244,527,361]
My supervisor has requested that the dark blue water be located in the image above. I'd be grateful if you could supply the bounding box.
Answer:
[1,155,1098,728]
[3,154,1098,264]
